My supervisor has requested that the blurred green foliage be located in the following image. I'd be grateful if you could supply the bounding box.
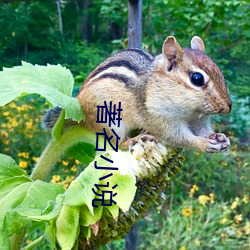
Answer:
[0,0,249,97]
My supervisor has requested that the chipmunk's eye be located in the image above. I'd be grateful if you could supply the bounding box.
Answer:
[190,72,204,87]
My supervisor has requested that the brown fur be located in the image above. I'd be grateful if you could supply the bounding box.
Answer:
[77,36,231,152]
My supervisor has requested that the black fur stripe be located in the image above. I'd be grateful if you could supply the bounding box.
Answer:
[91,60,140,79]
[96,73,130,85]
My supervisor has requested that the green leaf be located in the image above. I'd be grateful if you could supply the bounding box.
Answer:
[56,205,80,250]
[0,62,85,122]
[20,181,64,213]
[45,220,56,249]
[80,205,103,227]
[100,170,136,213]
[66,142,96,165]
[64,161,102,213]
[0,176,31,201]
[0,154,30,181]
[105,204,119,220]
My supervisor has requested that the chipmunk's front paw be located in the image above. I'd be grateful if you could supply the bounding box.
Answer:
[129,134,156,152]
[206,133,230,152]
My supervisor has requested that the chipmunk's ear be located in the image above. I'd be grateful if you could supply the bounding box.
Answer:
[162,36,184,63]
[191,36,205,52]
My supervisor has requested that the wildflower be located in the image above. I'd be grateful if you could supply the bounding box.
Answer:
[66,176,75,182]
[194,238,201,247]
[221,162,228,167]
[189,184,199,198]
[19,161,28,169]
[231,197,240,209]
[179,247,186,250]
[0,130,8,138]
[182,207,192,217]
[12,120,18,127]
[209,193,215,204]
[234,214,243,224]
[220,217,228,224]
[232,150,237,156]
[71,165,77,172]
[243,195,248,204]
[18,152,30,159]
[26,239,32,244]
[244,221,250,234]
[236,229,243,237]
[3,138,9,145]
[26,121,33,129]
[9,102,16,108]
[63,182,69,189]
[75,159,81,165]
[51,175,61,183]
[62,160,69,166]
[3,111,9,116]
[198,195,210,206]
[32,157,39,162]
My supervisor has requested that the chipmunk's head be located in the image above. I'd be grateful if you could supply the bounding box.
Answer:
[156,36,232,115]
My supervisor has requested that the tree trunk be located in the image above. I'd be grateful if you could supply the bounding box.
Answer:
[56,0,63,36]
[82,0,89,41]
[128,0,142,48]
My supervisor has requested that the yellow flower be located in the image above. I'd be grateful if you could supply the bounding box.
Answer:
[0,130,8,138]
[179,247,186,250]
[221,162,228,167]
[26,121,33,129]
[18,152,30,159]
[234,214,243,224]
[231,198,240,209]
[3,111,9,116]
[189,184,199,197]
[244,221,250,234]
[182,207,192,217]
[232,150,237,156]
[51,175,61,183]
[198,195,210,206]
[209,193,215,204]
[32,157,39,163]
[62,160,69,166]
[66,176,75,182]
[11,119,18,127]
[236,229,242,237]
[3,138,9,145]
[75,159,81,165]
[70,165,77,172]
[19,161,28,169]
[194,238,201,247]
[243,195,248,204]
[9,102,16,108]
[220,217,228,224]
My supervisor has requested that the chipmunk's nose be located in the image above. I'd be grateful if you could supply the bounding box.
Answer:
[219,101,232,114]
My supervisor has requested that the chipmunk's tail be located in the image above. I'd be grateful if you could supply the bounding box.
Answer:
[41,106,62,130]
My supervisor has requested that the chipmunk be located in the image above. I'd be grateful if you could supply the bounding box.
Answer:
[43,36,232,153]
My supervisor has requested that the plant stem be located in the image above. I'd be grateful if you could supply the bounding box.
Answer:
[30,125,98,181]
